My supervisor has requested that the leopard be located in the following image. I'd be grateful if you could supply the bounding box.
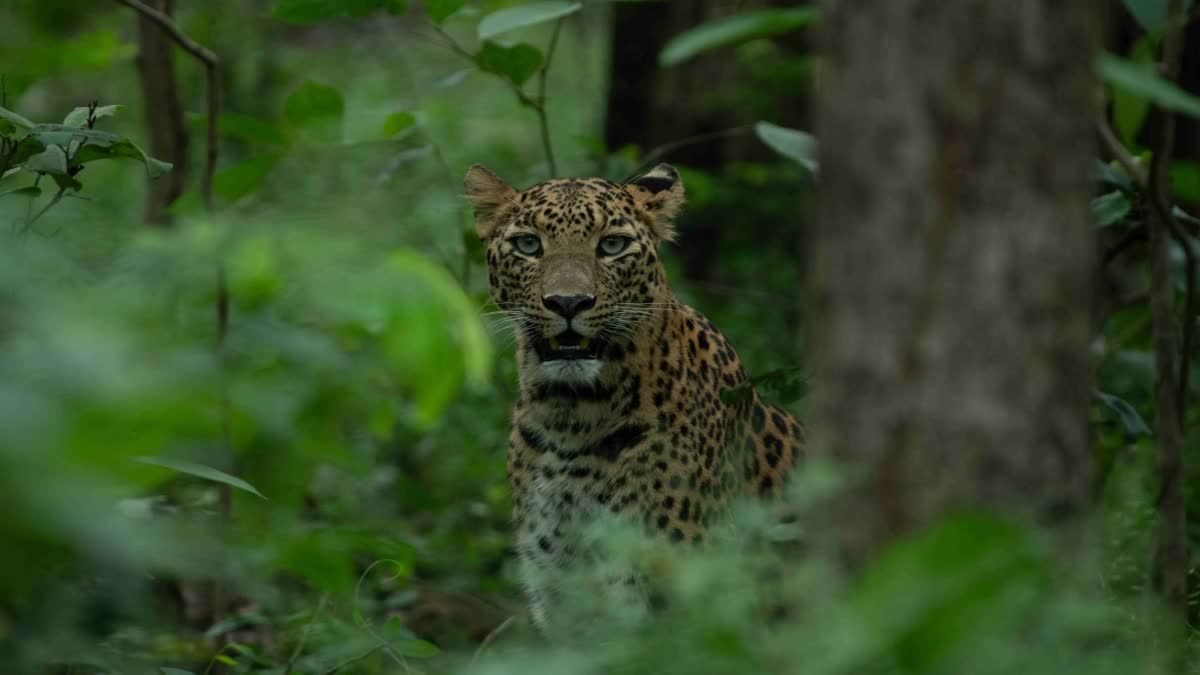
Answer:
[464,162,804,628]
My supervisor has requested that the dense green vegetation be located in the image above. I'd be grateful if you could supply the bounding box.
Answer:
[0,1,1198,673]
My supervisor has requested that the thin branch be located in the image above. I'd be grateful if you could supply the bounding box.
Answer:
[1096,111,1147,188]
[114,0,219,213]
[629,125,755,181]
[1144,0,1190,624]
[24,185,67,230]
[536,19,564,177]
[284,594,329,674]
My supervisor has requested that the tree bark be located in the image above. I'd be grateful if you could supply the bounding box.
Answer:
[808,1,1098,563]
[135,0,189,225]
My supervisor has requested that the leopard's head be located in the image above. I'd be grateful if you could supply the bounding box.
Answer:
[465,164,685,383]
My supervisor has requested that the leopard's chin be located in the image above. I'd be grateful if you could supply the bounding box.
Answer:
[535,358,604,384]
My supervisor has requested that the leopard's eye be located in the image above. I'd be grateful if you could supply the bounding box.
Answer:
[510,234,543,257]
[598,235,631,257]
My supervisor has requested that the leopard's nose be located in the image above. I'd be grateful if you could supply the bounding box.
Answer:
[543,294,596,319]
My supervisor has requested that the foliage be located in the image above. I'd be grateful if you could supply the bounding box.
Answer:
[0,0,1197,674]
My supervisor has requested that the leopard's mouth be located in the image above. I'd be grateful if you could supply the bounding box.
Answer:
[534,330,605,362]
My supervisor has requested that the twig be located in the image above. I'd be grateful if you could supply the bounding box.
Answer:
[431,23,561,178]
[114,0,219,213]
[320,645,385,675]
[536,19,564,177]
[470,615,515,666]
[629,125,755,180]
[24,185,67,230]
[1096,111,1147,188]
[113,0,232,633]
[1144,0,1190,624]
[284,594,329,674]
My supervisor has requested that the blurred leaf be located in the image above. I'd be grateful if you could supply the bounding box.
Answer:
[426,0,466,24]
[475,41,544,87]
[195,113,289,146]
[1113,38,1154,145]
[1092,191,1133,227]
[0,185,42,199]
[137,456,267,499]
[1122,0,1196,34]
[755,121,817,173]
[161,669,195,675]
[75,138,173,178]
[1095,391,1152,437]
[1094,159,1136,193]
[62,104,122,128]
[478,1,582,40]
[1172,160,1200,205]
[382,112,416,138]
[173,153,282,212]
[851,513,1045,671]
[395,638,440,658]
[284,81,345,142]
[1098,52,1200,119]
[660,7,821,67]
[23,146,69,175]
[0,106,35,130]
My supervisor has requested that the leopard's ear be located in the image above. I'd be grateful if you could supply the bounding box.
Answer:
[464,164,518,240]
[625,163,685,242]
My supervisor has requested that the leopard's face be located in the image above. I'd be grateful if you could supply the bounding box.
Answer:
[466,165,685,383]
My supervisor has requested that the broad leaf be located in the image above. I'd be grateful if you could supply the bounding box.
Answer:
[1113,38,1154,145]
[0,185,42,199]
[1123,0,1196,35]
[1092,191,1132,227]
[75,138,173,178]
[63,104,122,128]
[426,0,465,24]
[0,106,35,130]
[28,124,122,148]
[395,638,440,658]
[475,42,544,87]
[660,7,821,67]
[755,121,817,173]
[1095,391,1152,437]
[382,112,416,138]
[1097,52,1200,120]
[478,1,582,40]
[1171,160,1200,205]
[23,146,69,176]
[284,80,345,142]
[1094,159,1135,193]
[137,456,267,499]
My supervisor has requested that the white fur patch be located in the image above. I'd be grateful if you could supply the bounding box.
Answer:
[536,358,603,384]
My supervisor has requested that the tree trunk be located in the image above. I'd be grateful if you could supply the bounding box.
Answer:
[808,1,1098,563]
[135,0,189,225]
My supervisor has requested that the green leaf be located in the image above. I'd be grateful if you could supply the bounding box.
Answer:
[755,121,817,173]
[1092,191,1133,227]
[0,106,35,130]
[1113,38,1154,145]
[27,124,122,148]
[394,638,440,658]
[1097,52,1200,119]
[475,41,544,87]
[660,7,820,67]
[284,80,345,142]
[1172,160,1200,205]
[23,146,69,175]
[1095,391,1152,437]
[161,669,196,675]
[1122,0,1196,34]
[851,513,1045,671]
[426,0,465,24]
[63,104,123,128]
[203,113,289,146]
[0,186,42,199]
[478,1,582,40]
[136,456,268,499]
[1094,159,1135,193]
[382,112,416,138]
[74,138,174,178]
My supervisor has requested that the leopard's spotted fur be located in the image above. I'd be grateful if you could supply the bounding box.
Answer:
[465,163,803,626]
